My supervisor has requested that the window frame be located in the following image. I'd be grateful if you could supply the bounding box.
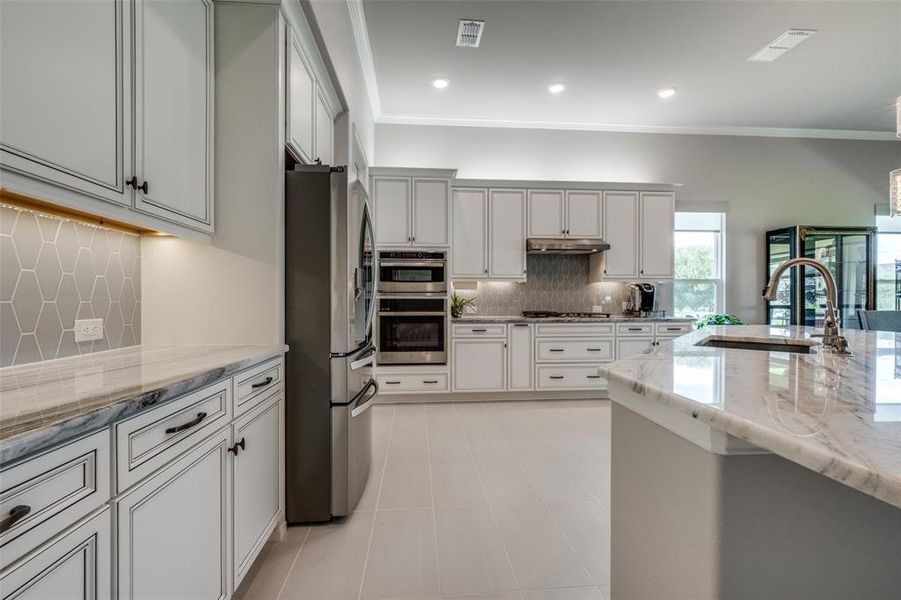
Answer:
[673,213,726,318]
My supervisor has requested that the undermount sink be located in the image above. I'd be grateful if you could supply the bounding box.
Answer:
[695,335,817,354]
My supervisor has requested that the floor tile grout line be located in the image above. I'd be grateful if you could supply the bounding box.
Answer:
[425,405,443,597]
[273,524,311,600]
[357,404,397,600]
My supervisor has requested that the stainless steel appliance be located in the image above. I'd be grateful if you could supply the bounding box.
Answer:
[377,295,447,365]
[630,283,657,316]
[378,251,447,294]
[284,165,377,522]
[526,238,610,254]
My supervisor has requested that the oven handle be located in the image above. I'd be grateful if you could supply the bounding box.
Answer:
[350,379,379,418]
[379,261,446,268]
[378,311,446,317]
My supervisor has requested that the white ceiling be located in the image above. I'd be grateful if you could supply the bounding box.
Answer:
[359,0,901,138]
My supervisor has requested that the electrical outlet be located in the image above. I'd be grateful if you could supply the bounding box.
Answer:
[74,318,104,343]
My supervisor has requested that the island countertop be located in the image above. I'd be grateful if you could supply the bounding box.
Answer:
[452,315,694,324]
[599,325,901,509]
[0,344,288,464]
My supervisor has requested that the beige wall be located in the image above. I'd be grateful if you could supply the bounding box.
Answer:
[376,123,900,323]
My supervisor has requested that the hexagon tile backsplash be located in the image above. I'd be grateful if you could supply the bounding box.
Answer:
[0,203,141,367]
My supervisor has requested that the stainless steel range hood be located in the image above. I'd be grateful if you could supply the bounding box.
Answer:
[526,238,611,255]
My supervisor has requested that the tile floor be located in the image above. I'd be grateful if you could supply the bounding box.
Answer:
[238,400,611,600]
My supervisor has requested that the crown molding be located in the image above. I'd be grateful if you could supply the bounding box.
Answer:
[377,113,898,141]
[346,0,382,120]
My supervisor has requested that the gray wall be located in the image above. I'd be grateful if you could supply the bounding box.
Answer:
[0,204,141,367]
[376,124,900,323]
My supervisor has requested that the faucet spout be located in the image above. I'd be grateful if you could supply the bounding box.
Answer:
[762,258,851,355]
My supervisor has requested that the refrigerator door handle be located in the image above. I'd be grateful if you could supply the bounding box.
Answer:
[350,346,377,370]
[350,379,379,417]
[331,340,373,360]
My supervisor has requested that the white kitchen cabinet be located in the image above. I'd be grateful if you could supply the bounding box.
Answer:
[452,338,507,392]
[639,192,675,278]
[452,188,489,278]
[507,324,533,390]
[287,29,314,163]
[116,428,230,600]
[232,393,283,587]
[0,0,131,208]
[536,364,606,390]
[376,372,449,394]
[617,337,656,359]
[412,178,450,246]
[373,177,411,246]
[602,191,640,279]
[132,0,214,232]
[566,191,603,238]
[0,509,110,600]
[489,188,527,279]
[527,190,565,238]
[314,90,333,165]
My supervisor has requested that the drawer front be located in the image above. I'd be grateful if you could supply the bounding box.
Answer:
[656,322,692,336]
[116,380,231,492]
[617,337,656,359]
[233,358,283,416]
[616,323,654,336]
[0,430,110,570]
[452,324,506,338]
[534,323,614,337]
[535,338,614,362]
[376,373,449,393]
[535,364,607,389]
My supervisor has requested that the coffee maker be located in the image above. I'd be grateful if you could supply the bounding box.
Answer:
[629,283,657,316]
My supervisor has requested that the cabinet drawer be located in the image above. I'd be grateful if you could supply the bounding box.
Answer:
[656,322,692,336]
[535,365,607,389]
[376,373,449,393]
[115,380,231,492]
[535,339,614,362]
[233,358,283,417]
[534,323,614,337]
[452,324,506,337]
[0,430,110,570]
[616,323,654,336]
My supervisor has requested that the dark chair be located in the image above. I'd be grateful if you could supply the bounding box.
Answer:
[857,310,901,333]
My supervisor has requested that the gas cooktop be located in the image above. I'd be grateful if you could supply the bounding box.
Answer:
[521,311,613,319]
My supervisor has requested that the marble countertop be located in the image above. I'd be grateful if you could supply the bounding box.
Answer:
[452,315,694,324]
[599,325,901,509]
[0,344,288,463]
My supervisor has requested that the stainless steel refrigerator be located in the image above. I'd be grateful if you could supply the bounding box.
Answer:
[284,165,377,522]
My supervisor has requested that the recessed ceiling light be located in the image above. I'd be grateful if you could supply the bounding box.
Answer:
[432,78,449,89]
[548,82,566,94]
[656,87,677,99]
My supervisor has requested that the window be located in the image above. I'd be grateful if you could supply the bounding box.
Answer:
[875,216,901,310]
[673,212,725,319]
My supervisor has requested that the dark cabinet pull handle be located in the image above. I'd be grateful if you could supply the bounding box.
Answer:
[423,379,439,384]
[165,412,207,435]
[549,348,565,352]
[251,376,273,389]
[587,348,602,352]
[513,323,528,327]
[228,437,246,455]
[549,375,565,380]
[471,328,487,332]
[385,380,401,384]
[666,327,682,331]
[586,375,601,379]
[0,505,31,534]
[627,327,642,331]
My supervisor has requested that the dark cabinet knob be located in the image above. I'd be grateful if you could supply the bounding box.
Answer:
[228,437,246,455]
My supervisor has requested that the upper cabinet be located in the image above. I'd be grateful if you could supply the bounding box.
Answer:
[314,92,334,166]
[602,191,640,279]
[132,0,214,232]
[287,31,314,164]
[639,191,675,278]
[451,188,488,278]
[0,0,214,237]
[565,191,603,238]
[371,168,454,248]
[527,190,564,237]
[489,189,526,279]
[526,189,602,239]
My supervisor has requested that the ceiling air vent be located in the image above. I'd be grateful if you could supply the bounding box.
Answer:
[456,19,485,48]
[748,29,817,62]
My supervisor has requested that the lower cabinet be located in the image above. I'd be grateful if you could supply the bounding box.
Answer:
[507,324,533,390]
[0,509,110,600]
[232,394,283,587]
[115,428,231,600]
[452,337,507,392]
[617,337,656,359]
[536,364,607,389]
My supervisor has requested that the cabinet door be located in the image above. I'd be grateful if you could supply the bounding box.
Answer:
[116,430,229,600]
[0,509,110,600]
[133,0,214,232]
[0,0,131,207]
[452,338,506,392]
[507,324,533,391]
[616,337,655,359]
[527,190,565,238]
[489,189,526,279]
[451,188,488,278]
[640,192,675,278]
[603,191,639,279]
[373,177,411,246]
[314,91,333,165]
[566,191,603,238]
[286,32,314,163]
[412,178,449,246]
[233,395,282,587]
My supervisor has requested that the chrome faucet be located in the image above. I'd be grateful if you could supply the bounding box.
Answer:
[762,258,852,355]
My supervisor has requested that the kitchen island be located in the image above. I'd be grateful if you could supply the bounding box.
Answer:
[599,325,901,600]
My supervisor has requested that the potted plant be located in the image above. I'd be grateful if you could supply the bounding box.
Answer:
[694,313,743,329]
[450,293,477,318]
